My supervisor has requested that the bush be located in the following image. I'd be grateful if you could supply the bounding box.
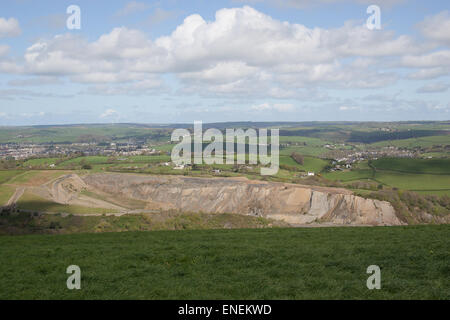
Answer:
[49,221,61,229]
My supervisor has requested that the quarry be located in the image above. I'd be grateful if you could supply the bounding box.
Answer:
[10,172,406,226]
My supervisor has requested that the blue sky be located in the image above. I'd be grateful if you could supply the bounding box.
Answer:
[0,0,449,125]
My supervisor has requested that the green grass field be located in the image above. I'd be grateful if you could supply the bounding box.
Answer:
[373,172,450,194]
[279,155,329,172]
[0,225,448,299]
[0,185,15,205]
[56,155,172,169]
[0,170,22,184]
[7,171,41,184]
[57,156,110,167]
[23,158,61,167]
[372,158,450,175]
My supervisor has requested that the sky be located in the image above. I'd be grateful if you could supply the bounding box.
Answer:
[0,0,449,125]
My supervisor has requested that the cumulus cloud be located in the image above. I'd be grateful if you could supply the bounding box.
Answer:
[401,50,450,68]
[0,44,9,57]
[235,0,406,9]
[418,11,450,45]
[0,17,21,38]
[1,6,448,98]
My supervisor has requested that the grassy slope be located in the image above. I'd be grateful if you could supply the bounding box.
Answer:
[0,185,15,205]
[0,212,280,235]
[0,170,23,184]
[16,192,119,215]
[0,225,448,299]
[23,158,61,166]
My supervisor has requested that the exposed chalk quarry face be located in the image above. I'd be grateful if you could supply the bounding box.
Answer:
[80,173,405,226]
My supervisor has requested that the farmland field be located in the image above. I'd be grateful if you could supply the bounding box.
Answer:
[279,155,329,172]
[371,135,450,148]
[373,172,450,194]
[0,225,448,300]
[371,158,450,175]
[323,158,450,196]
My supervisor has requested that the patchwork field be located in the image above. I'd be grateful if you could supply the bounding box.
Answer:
[0,225,448,299]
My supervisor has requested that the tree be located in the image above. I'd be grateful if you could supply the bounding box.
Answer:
[80,159,92,170]
[291,152,304,165]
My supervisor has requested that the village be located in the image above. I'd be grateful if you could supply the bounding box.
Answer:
[0,142,157,160]
[328,146,417,171]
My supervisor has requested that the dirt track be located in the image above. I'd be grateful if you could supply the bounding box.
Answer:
[6,187,25,206]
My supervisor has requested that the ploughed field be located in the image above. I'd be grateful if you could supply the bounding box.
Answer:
[0,225,448,299]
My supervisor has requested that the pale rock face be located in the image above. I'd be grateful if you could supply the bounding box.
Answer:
[80,173,405,226]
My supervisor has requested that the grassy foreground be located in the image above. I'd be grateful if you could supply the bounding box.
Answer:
[0,225,448,300]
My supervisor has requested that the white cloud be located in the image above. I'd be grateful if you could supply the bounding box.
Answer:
[416,83,449,94]
[418,11,450,45]
[408,67,450,80]
[100,109,118,118]
[0,88,72,100]
[0,45,9,57]
[146,8,178,26]
[1,6,447,99]
[82,78,165,96]
[339,105,359,111]
[236,0,405,9]
[115,1,151,17]
[8,76,62,87]
[401,50,450,68]
[251,102,295,112]
[0,17,21,38]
